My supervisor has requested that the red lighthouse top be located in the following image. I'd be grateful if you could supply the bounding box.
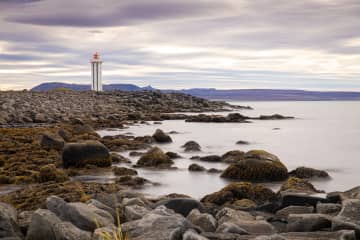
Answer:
[93,52,100,60]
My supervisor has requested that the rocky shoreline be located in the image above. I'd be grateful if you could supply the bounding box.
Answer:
[0,90,359,240]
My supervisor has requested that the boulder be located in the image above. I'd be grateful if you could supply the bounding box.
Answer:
[287,213,332,232]
[136,147,174,168]
[201,182,276,206]
[332,199,360,237]
[121,206,192,240]
[0,203,22,239]
[221,150,288,182]
[182,141,201,152]
[87,199,116,221]
[276,205,314,219]
[62,141,111,168]
[280,177,323,194]
[152,129,172,143]
[154,198,204,217]
[40,132,65,150]
[112,166,138,176]
[215,208,276,235]
[280,192,330,208]
[187,209,217,232]
[166,152,182,159]
[183,229,209,240]
[199,155,222,162]
[221,150,245,163]
[124,205,150,221]
[110,153,131,163]
[188,163,206,172]
[26,209,91,240]
[289,167,330,179]
[316,202,341,216]
[279,231,356,240]
[216,222,249,235]
[236,140,250,145]
[46,196,114,232]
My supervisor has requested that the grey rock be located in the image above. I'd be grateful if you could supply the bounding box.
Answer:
[287,213,332,232]
[87,199,116,220]
[332,199,360,237]
[316,202,341,215]
[0,202,22,239]
[46,196,114,232]
[216,222,249,235]
[40,132,65,150]
[187,209,217,232]
[125,205,150,221]
[182,141,201,152]
[155,198,204,217]
[275,205,314,219]
[183,229,209,240]
[189,163,206,172]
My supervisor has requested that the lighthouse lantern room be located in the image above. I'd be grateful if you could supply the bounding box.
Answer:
[91,52,103,92]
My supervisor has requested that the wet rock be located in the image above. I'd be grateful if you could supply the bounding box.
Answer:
[116,176,150,187]
[46,195,114,232]
[182,141,201,152]
[289,167,330,179]
[129,151,144,157]
[281,192,330,208]
[276,205,314,219]
[221,150,245,163]
[332,199,360,237]
[280,177,324,194]
[316,202,341,216]
[166,151,182,159]
[38,164,68,183]
[259,114,294,120]
[136,147,174,168]
[287,213,332,232]
[121,206,192,240]
[186,113,250,123]
[189,163,206,172]
[62,141,111,168]
[40,132,65,150]
[215,208,276,234]
[199,155,222,162]
[152,129,172,143]
[201,182,276,206]
[221,150,288,182]
[110,153,131,163]
[207,168,222,173]
[0,202,22,239]
[236,140,250,145]
[155,198,204,217]
[112,166,138,176]
[187,209,217,232]
[26,209,91,240]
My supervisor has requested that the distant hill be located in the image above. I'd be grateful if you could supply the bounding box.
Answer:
[31,82,360,101]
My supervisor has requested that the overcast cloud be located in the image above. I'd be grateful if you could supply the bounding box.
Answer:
[0,0,360,90]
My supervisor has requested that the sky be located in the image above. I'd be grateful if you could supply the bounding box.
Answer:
[0,0,360,91]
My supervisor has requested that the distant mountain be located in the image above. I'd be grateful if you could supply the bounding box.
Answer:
[31,82,360,101]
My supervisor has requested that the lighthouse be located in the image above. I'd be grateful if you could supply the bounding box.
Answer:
[91,52,103,92]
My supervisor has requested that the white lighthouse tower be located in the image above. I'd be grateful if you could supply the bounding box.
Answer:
[91,52,103,92]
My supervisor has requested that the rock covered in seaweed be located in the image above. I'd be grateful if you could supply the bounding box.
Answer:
[136,147,174,168]
[152,129,172,143]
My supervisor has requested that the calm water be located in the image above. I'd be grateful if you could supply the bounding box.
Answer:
[96,101,360,199]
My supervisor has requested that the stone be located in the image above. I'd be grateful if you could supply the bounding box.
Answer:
[232,199,257,210]
[46,195,114,232]
[125,205,150,221]
[207,168,222,173]
[316,202,341,215]
[0,202,22,239]
[155,198,204,217]
[26,209,91,240]
[187,209,217,232]
[40,132,65,150]
[215,208,276,235]
[289,167,330,179]
[136,147,174,168]
[112,166,138,176]
[279,231,356,240]
[87,199,116,220]
[221,150,245,163]
[152,129,172,143]
[276,205,314,219]
[199,155,222,162]
[189,163,206,172]
[287,213,332,232]
[62,141,111,168]
[280,177,323,194]
[122,197,147,207]
[166,151,182,159]
[18,210,33,235]
[332,199,360,237]
[236,140,250,145]
[110,153,131,163]
[216,222,249,235]
[201,182,276,206]
[221,150,288,182]
[121,206,192,240]
[183,229,209,240]
[182,141,201,152]
[281,192,329,208]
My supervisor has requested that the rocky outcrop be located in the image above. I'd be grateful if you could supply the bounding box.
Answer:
[62,141,111,168]
[152,129,172,143]
[182,141,201,152]
[136,147,174,168]
[221,150,288,182]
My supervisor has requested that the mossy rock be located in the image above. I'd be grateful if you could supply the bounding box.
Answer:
[38,164,69,183]
[221,150,245,163]
[201,182,276,206]
[136,147,173,168]
[232,199,257,210]
[112,166,138,176]
[188,163,206,172]
[221,150,288,182]
[289,167,329,179]
[280,177,324,194]
[62,141,111,168]
[152,129,172,143]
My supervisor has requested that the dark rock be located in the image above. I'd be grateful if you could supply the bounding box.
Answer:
[289,167,330,179]
[187,209,217,232]
[110,153,131,163]
[166,151,182,159]
[199,155,222,162]
[182,141,201,152]
[221,150,245,163]
[279,177,324,194]
[62,141,111,168]
[259,114,294,120]
[152,129,172,143]
[129,151,144,157]
[155,198,204,217]
[281,192,330,208]
[236,140,250,145]
[332,199,360,238]
[38,164,68,183]
[116,176,150,187]
[112,166,138,176]
[189,163,206,172]
[207,168,222,173]
[40,132,65,150]
[136,147,174,168]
